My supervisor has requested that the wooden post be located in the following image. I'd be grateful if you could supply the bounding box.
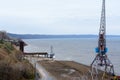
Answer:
[19,40,24,52]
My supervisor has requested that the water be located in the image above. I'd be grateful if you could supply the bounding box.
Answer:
[24,38,120,75]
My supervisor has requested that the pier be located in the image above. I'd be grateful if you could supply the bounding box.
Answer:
[24,52,48,58]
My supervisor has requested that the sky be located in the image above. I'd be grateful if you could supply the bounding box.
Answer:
[0,0,120,35]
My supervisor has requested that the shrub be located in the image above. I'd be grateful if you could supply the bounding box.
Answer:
[0,39,4,44]
[0,61,21,80]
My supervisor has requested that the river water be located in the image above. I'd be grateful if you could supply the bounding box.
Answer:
[24,37,120,75]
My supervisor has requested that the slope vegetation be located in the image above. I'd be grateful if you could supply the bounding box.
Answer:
[0,40,35,80]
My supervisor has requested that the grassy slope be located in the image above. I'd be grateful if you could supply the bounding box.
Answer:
[0,41,35,80]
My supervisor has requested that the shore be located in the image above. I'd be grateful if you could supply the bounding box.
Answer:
[38,60,114,80]
[24,54,114,80]
[38,60,112,80]
[38,60,89,80]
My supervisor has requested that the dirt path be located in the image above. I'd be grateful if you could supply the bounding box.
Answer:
[26,57,56,80]
[36,63,56,80]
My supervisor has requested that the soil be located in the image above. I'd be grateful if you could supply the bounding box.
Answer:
[38,60,113,80]
[38,60,111,80]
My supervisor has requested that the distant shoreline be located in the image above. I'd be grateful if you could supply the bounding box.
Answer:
[8,33,120,39]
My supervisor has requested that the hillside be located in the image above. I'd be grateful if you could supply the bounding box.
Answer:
[0,31,11,40]
[0,40,35,80]
[8,33,97,39]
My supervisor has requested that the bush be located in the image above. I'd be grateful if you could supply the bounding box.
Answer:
[0,60,35,80]
[0,42,35,80]
[20,63,35,79]
[0,61,21,80]
[4,42,14,53]
[0,39,4,44]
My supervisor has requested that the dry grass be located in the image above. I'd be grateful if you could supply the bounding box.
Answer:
[0,41,35,80]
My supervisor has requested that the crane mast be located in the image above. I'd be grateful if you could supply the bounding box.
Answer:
[98,0,106,55]
[90,0,114,79]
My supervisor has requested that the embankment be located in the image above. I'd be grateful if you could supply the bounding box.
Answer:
[38,60,112,80]
[0,40,35,80]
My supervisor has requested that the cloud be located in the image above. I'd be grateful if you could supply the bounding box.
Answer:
[0,0,120,34]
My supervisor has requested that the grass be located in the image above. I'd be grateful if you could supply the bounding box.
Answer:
[0,41,35,80]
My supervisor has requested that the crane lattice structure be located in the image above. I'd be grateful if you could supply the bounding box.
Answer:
[90,0,114,80]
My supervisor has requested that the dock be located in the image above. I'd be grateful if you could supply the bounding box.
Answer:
[24,52,48,58]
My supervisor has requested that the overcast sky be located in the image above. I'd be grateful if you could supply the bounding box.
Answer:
[0,0,120,35]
